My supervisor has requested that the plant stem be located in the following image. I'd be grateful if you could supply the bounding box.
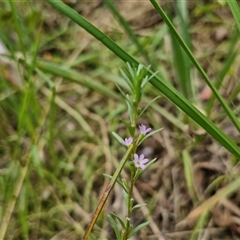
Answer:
[122,168,136,240]
[83,145,133,240]
[122,104,139,240]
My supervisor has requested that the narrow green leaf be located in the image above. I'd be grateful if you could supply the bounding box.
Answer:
[109,212,125,230]
[35,68,55,89]
[137,128,163,146]
[206,26,239,115]
[112,132,124,145]
[141,76,149,89]
[125,94,133,108]
[149,0,240,133]
[141,70,159,88]
[227,0,240,34]
[121,119,134,137]
[182,149,197,202]
[104,0,150,64]
[115,84,126,99]
[135,158,157,180]
[9,0,26,58]
[37,60,121,101]
[123,186,129,208]
[103,174,128,193]
[190,211,210,240]
[125,95,134,123]
[127,62,136,80]
[168,8,192,99]
[139,96,161,117]
[119,68,134,92]
[103,173,113,179]
[132,203,147,211]
[129,221,150,238]
[107,214,121,240]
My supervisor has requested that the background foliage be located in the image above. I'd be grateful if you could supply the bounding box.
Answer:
[0,1,240,239]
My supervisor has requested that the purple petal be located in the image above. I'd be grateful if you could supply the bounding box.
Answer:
[139,124,151,134]
[141,158,149,164]
[134,153,139,160]
[139,163,145,169]
[122,137,133,146]
[139,164,145,169]
[133,153,149,169]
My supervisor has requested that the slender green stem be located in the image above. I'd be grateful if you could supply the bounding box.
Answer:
[124,167,136,239]
[122,105,139,239]
[83,145,133,240]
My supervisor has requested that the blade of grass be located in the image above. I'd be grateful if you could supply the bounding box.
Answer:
[176,0,194,100]
[182,149,198,204]
[169,1,193,100]
[41,87,95,138]
[37,60,121,101]
[187,176,240,220]
[168,27,192,99]
[9,0,26,58]
[190,211,210,240]
[18,183,29,238]
[45,0,240,159]
[149,0,240,133]
[215,27,239,90]
[103,0,150,64]
[206,26,239,115]
[227,0,240,34]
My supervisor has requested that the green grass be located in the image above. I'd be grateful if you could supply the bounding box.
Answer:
[0,0,240,239]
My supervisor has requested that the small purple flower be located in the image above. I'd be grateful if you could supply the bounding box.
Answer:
[122,137,133,146]
[133,153,149,169]
[139,124,151,135]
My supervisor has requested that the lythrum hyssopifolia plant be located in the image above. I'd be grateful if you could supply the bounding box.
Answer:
[83,63,162,240]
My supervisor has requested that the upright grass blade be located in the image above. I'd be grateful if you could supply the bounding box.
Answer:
[227,0,240,34]
[149,0,240,133]
[103,0,150,65]
[45,0,240,159]
[182,149,198,204]
[190,211,210,240]
[168,1,193,100]
[206,27,239,115]
[8,0,26,58]
[215,27,239,91]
